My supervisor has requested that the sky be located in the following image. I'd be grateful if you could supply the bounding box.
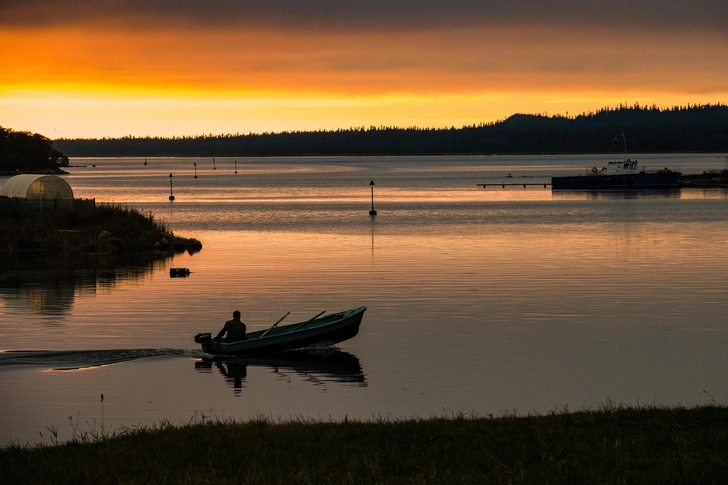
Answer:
[2,0,727,139]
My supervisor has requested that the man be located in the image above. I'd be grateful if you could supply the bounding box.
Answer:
[213,310,247,342]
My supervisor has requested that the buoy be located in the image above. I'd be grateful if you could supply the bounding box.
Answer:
[369,180,377,216]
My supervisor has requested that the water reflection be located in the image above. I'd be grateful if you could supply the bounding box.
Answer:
[550,187,728,200]
[679,188,728,199]
[552,189,682,200]
[0,252,179,316]
[195,350,366,395]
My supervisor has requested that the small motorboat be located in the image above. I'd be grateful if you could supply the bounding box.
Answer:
[194,307,366,356]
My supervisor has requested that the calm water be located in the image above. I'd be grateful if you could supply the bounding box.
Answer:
[2,154,728,445]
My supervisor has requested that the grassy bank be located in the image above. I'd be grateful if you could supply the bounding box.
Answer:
[0,201,200,254]
[2,405,727,484]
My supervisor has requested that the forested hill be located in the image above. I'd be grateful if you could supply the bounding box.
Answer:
[55,104,728,157]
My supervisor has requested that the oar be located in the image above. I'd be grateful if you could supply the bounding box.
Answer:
[259,312,290,338]
[292,310,326,332]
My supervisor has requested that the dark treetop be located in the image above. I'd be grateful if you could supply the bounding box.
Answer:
[1,127,69,174]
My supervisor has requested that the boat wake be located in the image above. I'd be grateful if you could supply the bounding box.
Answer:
[0,348,204,370]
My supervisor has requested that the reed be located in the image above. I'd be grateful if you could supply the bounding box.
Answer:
[2,405,727,484]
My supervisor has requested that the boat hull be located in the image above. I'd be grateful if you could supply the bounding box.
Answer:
[195,307,366,356]
[552,172,681,190]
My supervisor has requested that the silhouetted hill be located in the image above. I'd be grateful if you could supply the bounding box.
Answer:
[54,103,728,157]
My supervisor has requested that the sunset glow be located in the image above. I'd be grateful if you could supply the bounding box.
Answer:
[2,0,727,138]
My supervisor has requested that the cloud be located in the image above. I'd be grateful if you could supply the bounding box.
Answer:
[3,23,726,98]
[3,0,727,32]
[3,0,726,139]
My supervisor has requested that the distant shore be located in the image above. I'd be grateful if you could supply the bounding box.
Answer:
[52,105,728,158]
[0,167,69,177]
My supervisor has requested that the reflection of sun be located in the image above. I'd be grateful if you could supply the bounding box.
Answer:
[43,364,119,373]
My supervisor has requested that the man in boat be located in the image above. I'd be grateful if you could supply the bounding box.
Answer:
[213,310,247,342]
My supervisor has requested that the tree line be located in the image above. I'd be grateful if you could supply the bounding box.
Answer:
[14,104,728,161]
[0,127,69,173]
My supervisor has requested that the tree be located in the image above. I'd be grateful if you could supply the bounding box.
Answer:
[0,127,69,172]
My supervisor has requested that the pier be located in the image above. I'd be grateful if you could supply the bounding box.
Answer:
[477,183,551,189]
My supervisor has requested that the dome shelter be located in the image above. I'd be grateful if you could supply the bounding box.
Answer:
[0,174,77,211]
[0,174,74,199]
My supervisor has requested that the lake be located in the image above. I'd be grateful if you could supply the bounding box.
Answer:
[2,153,728,445]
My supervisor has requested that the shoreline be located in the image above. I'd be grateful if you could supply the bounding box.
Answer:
[0,168,69,177]
[0,201,201,255]
[2,405,726,483]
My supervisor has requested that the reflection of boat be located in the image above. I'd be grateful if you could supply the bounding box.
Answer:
[551,134,681,190]
[194,349,366,392]
[551,188,681,201]
[194,307,366,356]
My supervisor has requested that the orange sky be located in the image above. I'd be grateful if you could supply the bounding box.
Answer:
[1,0,727,138]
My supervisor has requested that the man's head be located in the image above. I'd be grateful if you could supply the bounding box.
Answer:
[233,310,241,320]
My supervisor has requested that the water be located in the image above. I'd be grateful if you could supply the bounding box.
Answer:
[2,153,728,445]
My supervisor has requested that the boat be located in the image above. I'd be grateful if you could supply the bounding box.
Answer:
[194,306,366,356]
[551,134,681,190]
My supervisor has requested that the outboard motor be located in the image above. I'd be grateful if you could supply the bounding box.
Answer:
[194,332,212,344]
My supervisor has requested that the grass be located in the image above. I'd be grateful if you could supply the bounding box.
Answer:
[0,201,198,253]
[1,405,727,484]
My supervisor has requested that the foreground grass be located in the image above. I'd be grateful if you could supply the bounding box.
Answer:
[0,202,199,253]
[2,405,727,484]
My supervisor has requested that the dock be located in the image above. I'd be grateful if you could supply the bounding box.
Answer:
[477,183,551,189]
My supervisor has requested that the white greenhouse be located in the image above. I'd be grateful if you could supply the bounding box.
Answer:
[0,174,76,211]
[0,174,74,199]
